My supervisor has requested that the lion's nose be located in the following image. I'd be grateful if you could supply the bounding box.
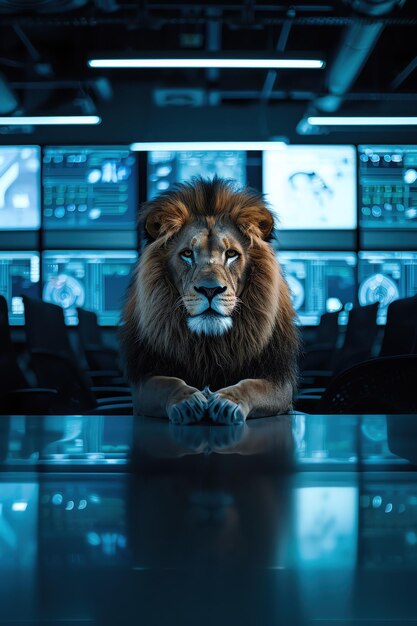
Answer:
[194,284,227,302]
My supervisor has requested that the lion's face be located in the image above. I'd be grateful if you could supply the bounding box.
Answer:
[167,219,250,336]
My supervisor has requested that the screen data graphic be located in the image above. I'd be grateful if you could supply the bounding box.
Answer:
[0,146,40,230]
[42,147,137,229]
[359,146,417,229]
[42,251,138,325]
[358,251,417,324]
[0,252,40,325]
[147,150,247,199]
[278,251,357,325]
[263,145,357,230]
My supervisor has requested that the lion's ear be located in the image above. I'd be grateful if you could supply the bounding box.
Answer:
[144,202,190,240]
[235,205,274,241]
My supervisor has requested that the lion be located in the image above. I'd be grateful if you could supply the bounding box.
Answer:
[121,177,299,424]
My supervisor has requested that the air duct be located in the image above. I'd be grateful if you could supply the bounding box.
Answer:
[315,0,405,113]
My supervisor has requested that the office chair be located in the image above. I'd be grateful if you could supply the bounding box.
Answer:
[0,295,57,414]
[379,296,417,357]
[316,355,417,414]
[22,297,132,414]
[300,311,341,371]
[76,307,124,379]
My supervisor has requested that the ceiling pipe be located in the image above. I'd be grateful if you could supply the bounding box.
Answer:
[314,0,405,113]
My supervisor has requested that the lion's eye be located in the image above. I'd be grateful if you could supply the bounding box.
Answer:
[225,249,239,259]
[180,249,193,260]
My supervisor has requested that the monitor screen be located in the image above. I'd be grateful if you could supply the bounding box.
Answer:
[42,147,138,229]
[0,252,40,325]
[42,251,138,326]
[358,251,417,324]
[359,145,417,229]
[278,251,357,325]
[147,150,247,199]
[263,145,357,230]
[0,146,40,230]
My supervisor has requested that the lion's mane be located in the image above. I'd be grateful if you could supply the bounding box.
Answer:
[121,178,299,392]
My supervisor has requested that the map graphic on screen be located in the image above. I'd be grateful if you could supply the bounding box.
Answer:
[358,251,417,323]
[278,251,357,325]
[0,252,40,325]
[263,145,357,230]
[43,147,137,229]
[42,251,137,325]
[359,145,417,229]
[147,150,246,199]
[0,146,40,230]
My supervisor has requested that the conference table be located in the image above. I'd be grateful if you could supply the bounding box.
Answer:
[1,412,416,625]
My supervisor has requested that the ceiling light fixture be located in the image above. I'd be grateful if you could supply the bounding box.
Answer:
[0,115,101,125]
[307,116,417,126]
[89,57,325,70]
[130,141,288,151]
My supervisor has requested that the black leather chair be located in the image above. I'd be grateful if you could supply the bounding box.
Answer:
[379,296,417,357]
[22,297,132,414]
[77,307,125,381]
[0,295,57,414]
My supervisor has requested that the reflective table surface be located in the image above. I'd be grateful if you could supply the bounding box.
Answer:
[1,413,417,625]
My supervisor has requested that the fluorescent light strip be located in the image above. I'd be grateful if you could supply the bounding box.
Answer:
[307,116,417,126]
[0,115,101,125]
[130,141,288,151]
[89,58,325,70]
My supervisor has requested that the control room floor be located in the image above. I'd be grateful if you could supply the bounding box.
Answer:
[1,413,417,626]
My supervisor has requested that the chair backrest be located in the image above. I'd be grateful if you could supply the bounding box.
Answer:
[0,296,28,392]
[23,296,74,357]
[333,303,379,374]
[319,355,417,414]
[379,296,417,358]
[22,297,96,411]
[315,311,340,346]
[77,307,102,348]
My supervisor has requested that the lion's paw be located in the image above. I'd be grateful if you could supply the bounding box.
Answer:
[167,391,208,425]
[207,393,246,425]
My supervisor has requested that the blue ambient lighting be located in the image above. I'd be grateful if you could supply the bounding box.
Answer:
[88,58,325,70]
[307,116,417,126]
[130,141,288,151]
[0,116,101,125]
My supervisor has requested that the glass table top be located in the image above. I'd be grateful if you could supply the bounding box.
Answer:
[0,413,417,625]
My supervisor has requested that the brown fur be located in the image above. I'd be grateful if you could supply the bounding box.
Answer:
[121,178,299,395]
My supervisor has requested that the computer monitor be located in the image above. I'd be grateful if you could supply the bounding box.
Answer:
[263,145,357,231]
[42,251,138,326]
[42,147,138,230]
[147,150,247,199]
[0,252,40,325]
[358,146,417,248]
[358,251,417,324]
[278,251,357,325]
[0,146,40,230]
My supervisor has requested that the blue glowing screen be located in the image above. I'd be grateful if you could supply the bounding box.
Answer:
[358,251,417,324]
[0,146,40,230]
[0,252,40,325]
[359,145,417,229]
[278,251,357,325]
[42,147,138,229]
[147,150,247,199]
[42,250,137,326]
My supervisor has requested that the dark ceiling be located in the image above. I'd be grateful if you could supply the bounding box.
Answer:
[1,1,417,143]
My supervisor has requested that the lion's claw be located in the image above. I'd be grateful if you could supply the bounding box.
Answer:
[168,391,208,425]
[207,394,245,425]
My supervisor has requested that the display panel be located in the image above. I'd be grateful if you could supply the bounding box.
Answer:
[359,146,417,229]
[358,251,417,324]
[263,145,357,230]
[278,251,357,325]
[0,252,40,325]
[147,150,246,199]
[42,147,137,229]
[0,146,40,230]
[42,251,137,326]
